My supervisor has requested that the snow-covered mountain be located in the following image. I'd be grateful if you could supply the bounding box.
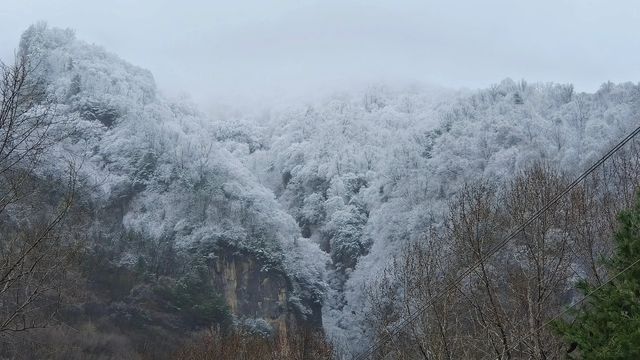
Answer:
[213,74,640,352]
[6,23,640,358]
[13,23,327,356]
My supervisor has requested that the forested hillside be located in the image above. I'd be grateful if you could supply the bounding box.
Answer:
[1,24,328,359]
[213,75,640,354]
[1,24,639,359]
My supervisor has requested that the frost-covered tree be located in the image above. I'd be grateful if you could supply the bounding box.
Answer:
[214,76,640,353]
[0,24,328,358]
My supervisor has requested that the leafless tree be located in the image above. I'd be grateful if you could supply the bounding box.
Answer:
[173,326,334,360]
[364,155,640,359]
[0,52,79,342]
[503,164,571,359]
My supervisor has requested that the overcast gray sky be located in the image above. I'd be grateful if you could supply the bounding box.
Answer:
[1,0,639,107]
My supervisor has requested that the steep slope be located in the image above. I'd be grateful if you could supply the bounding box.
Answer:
[12,23,640,357]
[214,79,640,352]
[14,23,327,357]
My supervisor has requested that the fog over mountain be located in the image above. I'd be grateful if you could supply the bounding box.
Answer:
[2,1,640,107]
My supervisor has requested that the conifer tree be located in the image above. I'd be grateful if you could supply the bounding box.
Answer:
[556,192,640,359]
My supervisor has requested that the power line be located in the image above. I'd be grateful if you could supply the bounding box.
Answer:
[485,256,640,360]
[355,124,640,360]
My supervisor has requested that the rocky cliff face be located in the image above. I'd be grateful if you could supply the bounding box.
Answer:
[212,246,323,337]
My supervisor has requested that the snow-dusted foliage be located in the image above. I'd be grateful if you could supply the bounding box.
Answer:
[16,22,640,355]
[214,78,640,351]
[18,23,326,316]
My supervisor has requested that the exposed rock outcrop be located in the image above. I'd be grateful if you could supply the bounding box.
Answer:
[212,246,323,338]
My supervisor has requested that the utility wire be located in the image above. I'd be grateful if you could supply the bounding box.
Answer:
[355,124,640,360]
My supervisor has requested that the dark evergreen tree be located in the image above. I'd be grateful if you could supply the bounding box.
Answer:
[556,192,640,359]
